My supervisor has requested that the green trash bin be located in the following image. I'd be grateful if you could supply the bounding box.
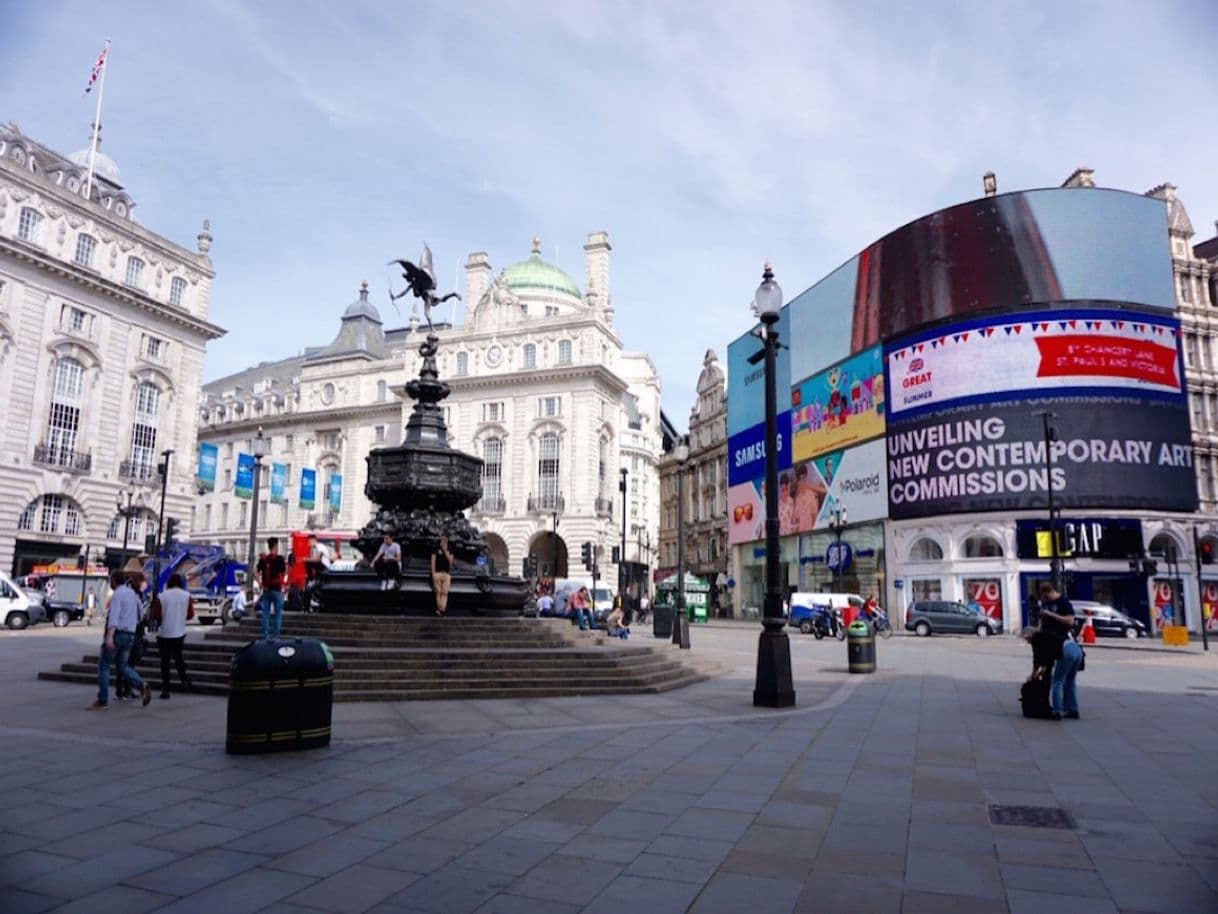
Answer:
[847,620,876,674]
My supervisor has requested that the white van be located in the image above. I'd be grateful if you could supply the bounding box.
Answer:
[1,571,45,630]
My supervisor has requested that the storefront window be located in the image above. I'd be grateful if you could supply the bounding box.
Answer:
[963,577,1003,622]
[961,533,1003,558]
[909,537,944,561]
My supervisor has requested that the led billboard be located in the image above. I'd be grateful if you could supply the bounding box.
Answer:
[727,309,791,437]
[791,345,885,461]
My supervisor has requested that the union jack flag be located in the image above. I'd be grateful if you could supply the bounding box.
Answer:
[82,42,109,98]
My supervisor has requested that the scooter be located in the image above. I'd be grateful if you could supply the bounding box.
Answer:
[811,605,846,641]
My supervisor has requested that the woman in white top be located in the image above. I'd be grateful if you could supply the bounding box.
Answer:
[153,573,194,698]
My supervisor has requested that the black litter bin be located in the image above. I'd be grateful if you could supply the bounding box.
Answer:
[652,603,674,639]
[847,620,876,674]
[226,638,334,754]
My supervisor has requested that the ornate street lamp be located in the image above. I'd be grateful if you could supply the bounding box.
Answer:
[245,428,268,593]
[619,466,629,608]
[673,438,690,648]
[750,262,795,707]
[116,489,146,568]
[830,505,849,593]
[1035,410,1062,595]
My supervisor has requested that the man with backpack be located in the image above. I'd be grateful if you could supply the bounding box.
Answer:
[256,537,287,640]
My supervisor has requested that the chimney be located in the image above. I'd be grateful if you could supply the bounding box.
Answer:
[583,231,611,304]
[464,251,491,307]
[982,172,997,197]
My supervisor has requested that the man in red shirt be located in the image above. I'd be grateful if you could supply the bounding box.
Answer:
[256,537,287,639]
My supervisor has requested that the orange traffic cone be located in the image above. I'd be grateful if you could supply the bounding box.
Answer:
[1082,618,1096,644]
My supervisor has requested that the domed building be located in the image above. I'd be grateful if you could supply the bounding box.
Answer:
[196,232,665,598]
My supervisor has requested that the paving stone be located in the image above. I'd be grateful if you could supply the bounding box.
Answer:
[364,836,472,874]
[282,862,420,913]
[1,849,82,886]
[1007,889,1118,914]
[1000,862,1107,897]
[504,853,620,906]
[584,807,675,841]
[468,895,580,914]
[908,821,996,854]
[265,833,391,878]
[128,847,268,895]
[823,822,908,855]
[1093,856,1218,914]
[17,846,181,900]
[624,851,720,885]
[898,889,1010,913]
[418,807,525,844]
[995,835,1096,869]
[794,871,903,914]
[582,873,703,914]
[453,836,561,877]
[156,822,249,854]
[381,864,516,913]
[41,884,178,914]
[689,871,803,914]
[721,848,814,880]
[809,846,906,878]
[903,849,1005,900]
[535,797,618,826]
[0,888,58,914]
[225,814,343,855]
[666,807,755,842]
[150,866,317,914]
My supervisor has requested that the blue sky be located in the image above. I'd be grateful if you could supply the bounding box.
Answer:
[3,0,1216,425]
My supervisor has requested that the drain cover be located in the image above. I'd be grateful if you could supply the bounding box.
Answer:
[988,804,1075,829]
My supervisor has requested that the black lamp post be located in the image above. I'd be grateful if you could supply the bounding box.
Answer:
[619,467,629,606]
[551,510,559,579]
[673,438,690,647]
[750,262,795,708]
[116,489,145,568]
[245,428,267,592]
[830,505,849,592]
[1035,410,1063,594]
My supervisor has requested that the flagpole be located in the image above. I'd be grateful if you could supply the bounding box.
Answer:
[83,39,110,201]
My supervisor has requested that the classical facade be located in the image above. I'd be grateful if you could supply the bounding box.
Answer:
[195,235,663,588]
[658,349,730,613]
[0,123,222,575]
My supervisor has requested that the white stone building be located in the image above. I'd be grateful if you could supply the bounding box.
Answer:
[195,235,663,586]
[0,123,222,575]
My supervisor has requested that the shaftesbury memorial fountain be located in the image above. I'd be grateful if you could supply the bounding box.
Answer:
[315,246,529,616]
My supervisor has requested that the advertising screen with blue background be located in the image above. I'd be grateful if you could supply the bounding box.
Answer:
[727,308,791,437]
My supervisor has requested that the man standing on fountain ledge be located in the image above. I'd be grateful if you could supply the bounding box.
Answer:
[431,533,453,616]
[256,537,287,640]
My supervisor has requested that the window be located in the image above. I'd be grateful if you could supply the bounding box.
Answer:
[18,502,35,531]
[220,503,229,529]
[538,432,560,509]
[376,380,387,402]
[128,382,160,479]
[223,468,232,490]
[1181,275,1192,303]
[125,256,145,288]
[456,352,469,376]
[46,358,84,465]
[483,402,503,422]
[74,233,96,267]
[545,306,558,317]
[374,425,386,444]
[65,505,81,536]
[482,437,503,505]
[909,537,944,561]
[106,515,120,539]
[225,442,234,458]
[17,207,42,244]
[39,494,63,533]
[523,344,536,369]
[538,396,561,417]
[167,275,186,306]
[961,533,1004,558]
[239,502,248,527]
[146,336,163,359]
[203,504,211,531]
[558,340,573,365]
[321,430,341,451]
[64,306,87,333]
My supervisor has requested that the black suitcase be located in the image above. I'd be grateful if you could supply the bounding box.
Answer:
[1020,677,1052,719]
[226,638,334,754]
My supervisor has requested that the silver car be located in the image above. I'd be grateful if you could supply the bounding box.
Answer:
[905,600,1003,637]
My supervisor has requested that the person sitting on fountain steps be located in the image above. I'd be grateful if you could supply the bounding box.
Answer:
[431,533,453,615]
[372,533,402,591]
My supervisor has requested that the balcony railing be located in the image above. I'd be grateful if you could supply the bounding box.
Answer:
[33,442,92,473]
[527,493,565,513]
[119,458,158,483]
[475,495,506,515]
[595,496,614,517]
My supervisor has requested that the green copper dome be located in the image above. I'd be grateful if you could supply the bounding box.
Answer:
[502,237,582,299]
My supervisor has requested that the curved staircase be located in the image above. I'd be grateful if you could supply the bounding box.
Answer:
[38,615,722,701]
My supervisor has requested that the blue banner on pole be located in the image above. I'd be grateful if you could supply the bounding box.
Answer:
[235,453,254,499]
[328,473,343,513]
[300,468,316,510]
[196,442,218,493]
[270,463,287,505]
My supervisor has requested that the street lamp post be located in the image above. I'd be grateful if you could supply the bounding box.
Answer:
[116,490,145,568]
[245,428,268,595]
[551,510,559,579]
[830,505,849,592]
[673,438,690,647]
[1035,410,1063,594]
[155,449,175,553]
[619,467,629,608]
[750,262,795,708]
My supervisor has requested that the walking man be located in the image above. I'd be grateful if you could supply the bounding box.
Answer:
[88,571,151,709]
[153,573,193,698]
[256,537,287,640]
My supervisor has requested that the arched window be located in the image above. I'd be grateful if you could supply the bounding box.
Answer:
[18,207,43,244]
[17,494,84,537]
[523,343,536,369]
[127,381,160,480]
[74,233,97,268]
[961,533,1003,558]
[538,432,560,510]
[125,256,145,288]
[456,352,469,376]
[482,437,503,510]
[1149,532,1181,562]
[558,340,573,365]
[169,276,187,306]
[45,358,84,466]
[909,536,944,561]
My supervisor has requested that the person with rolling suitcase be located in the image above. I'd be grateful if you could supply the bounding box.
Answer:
[1020,625,1055,719]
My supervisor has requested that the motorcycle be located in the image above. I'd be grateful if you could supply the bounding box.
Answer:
[810,605,846,641]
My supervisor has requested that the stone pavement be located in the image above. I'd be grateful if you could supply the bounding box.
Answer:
[3,622,1218,913]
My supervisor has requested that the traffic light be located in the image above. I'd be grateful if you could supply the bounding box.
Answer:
[1142,559,1158,577]
[144,533,157,555]
[1202,541,1215,565]
[164,517,180,547]
[611,545,621,564]
[581,541,593,570]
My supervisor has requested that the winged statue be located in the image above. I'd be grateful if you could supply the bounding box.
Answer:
[388,244,461,334]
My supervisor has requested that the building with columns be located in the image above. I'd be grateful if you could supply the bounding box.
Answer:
[658,349,730,614]
[195,234,664,590]
[0,122,222,575]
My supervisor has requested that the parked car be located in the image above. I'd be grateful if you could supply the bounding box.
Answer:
[1071,600,1148,639]
[905,600,1003,637]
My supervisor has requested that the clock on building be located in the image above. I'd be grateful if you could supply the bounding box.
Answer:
[486,344,503,367]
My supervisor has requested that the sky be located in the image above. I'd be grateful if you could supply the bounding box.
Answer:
[3,0,1216,427]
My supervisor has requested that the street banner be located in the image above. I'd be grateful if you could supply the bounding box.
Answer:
[270,463,287,505]
[300,468,316,510]
[329,473,342,513]
[235,453,254,500]
[196,442,218,493]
